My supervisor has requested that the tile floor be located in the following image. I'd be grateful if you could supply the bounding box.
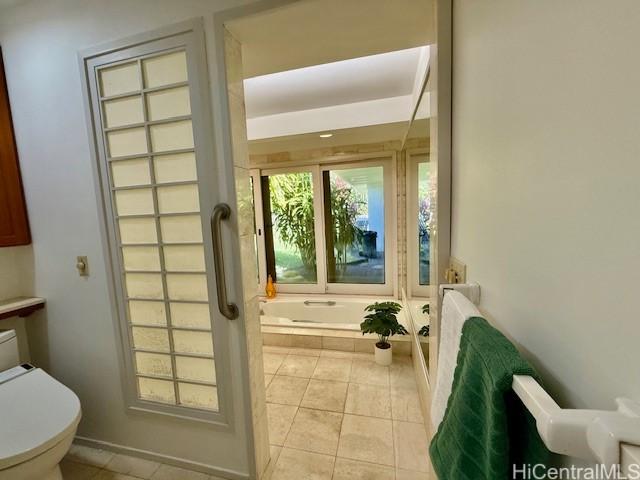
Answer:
[61,444,225,479]
[60,346,429,480]
[263,345,430,480]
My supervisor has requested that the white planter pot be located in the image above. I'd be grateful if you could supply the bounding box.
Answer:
[374,343,393,366]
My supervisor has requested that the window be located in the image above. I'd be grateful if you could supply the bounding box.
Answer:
[255,157,395,295]
[85,31,223,420]
[407,150,433,296]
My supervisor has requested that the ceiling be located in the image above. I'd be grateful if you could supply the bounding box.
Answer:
[244,47,424,119]
[226,0,434,78]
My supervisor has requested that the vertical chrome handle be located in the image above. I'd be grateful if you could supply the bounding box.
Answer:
[211,203,239,320]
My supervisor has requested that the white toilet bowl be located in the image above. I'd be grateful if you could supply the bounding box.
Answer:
[0,367,81,480]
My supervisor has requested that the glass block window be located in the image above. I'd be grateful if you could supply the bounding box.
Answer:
[97,50,218,412]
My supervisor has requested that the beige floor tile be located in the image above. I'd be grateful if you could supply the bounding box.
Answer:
[391,386,424,423]
[312,357,352,382]
[393,421,430,472]
[300,378,348,413]
[344,383,391,418]
[267,403,298,445]
[320,349,354,359]
[288,347,321,357]
[94,471,139,480]
[276,355,318,377]
[59,459,100,480]
[351,352,375,361]
[263,345,291,354]
[66,444,115,468]
[337,414,394,466]
[270,447,335,480]
[333,457,395,480]
[105,453,160,478]
[151,464,210,480]
[266,375,309,405]
[263,353,287,374]
[265,374,274,388]
[349,359,390,386]
[284,408,343,455]
[396,469,430,480]
[390,361,417,389]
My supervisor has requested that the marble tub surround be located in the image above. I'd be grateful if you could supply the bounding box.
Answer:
[263,346,429,480]
[262,325,412,356]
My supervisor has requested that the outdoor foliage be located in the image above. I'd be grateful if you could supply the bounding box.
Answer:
[329,175,365,270]
[360,301,408,348]
[269,173,364,273]
[269,173,317,271]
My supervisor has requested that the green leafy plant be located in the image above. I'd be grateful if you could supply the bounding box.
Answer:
[329,175,365,270]
[422,304,430,315]
[418,325,430,337]
[360,301,408,349]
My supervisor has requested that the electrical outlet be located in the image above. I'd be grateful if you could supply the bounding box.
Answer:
[446,257,466,284]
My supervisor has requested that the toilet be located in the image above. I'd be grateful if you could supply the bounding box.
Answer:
[0,330,81,480]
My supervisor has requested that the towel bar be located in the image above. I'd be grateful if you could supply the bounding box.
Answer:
[512,375,640,467]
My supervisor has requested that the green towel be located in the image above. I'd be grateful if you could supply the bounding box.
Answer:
[429,317,549,480]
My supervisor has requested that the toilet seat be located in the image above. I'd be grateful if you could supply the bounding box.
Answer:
[0,368,81,470]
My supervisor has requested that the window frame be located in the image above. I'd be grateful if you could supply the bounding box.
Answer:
[406,148,431,297]
[252,153,396,296]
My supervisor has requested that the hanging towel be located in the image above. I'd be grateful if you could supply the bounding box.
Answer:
[429,317,549,480]
[431,291,481,430]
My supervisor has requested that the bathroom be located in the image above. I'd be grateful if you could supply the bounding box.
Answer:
[1,0,639,480]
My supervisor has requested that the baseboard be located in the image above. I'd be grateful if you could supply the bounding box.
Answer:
[73,436,250,480]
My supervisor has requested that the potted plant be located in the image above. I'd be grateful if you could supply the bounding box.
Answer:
[360,301,408,366]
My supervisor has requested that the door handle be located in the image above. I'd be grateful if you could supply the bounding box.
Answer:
[211,203,239,320]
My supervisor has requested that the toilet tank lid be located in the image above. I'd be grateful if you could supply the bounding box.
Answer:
[0,330,16,344]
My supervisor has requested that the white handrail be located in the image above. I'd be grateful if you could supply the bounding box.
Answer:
[440,286,640,467]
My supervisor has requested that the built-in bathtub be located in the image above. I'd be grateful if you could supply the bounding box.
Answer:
[260,296,409,331]
[259,296,412,355]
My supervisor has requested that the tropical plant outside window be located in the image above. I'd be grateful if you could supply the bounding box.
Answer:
[325,166,385,284]
[418,161,433,285]
[267,172,317,284]
[262,164,386,287]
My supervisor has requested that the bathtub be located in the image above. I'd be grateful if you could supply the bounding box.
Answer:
[260,296,408,331]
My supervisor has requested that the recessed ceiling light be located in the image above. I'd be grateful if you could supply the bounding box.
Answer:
[319,133,333,138]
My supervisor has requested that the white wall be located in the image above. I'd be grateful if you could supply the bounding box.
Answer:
[451,0,640,422]
[0,0,257,476]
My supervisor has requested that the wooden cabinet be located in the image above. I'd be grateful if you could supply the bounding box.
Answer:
[0,48,30,246]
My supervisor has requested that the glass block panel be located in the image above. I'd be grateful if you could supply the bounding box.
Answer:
[153,152,197,184]
[115,188,154,216]
[107,127,148,158]
[179,383,217,410]
[173,330,213,356]
[135,352,172,377]
[122,246,161,271]
[129,300,166,326]
[163,245,205,272]
[159,215,202,243]
[125,273,163,299]
[146,86,191,121]
[132,326,170,352]
[138,377,175,404]
[166,274,208,301]
[111,158,150,188]
[149,120,193,152]
[142,51,188,88]
[170,302,210,330]
[119,217,157,244]
[176,356,215,383]
[157,184,200,214]
[103,96,144,128]
[100,61,141,97]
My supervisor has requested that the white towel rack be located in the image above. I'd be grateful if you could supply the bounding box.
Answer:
[439,285,640,468]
